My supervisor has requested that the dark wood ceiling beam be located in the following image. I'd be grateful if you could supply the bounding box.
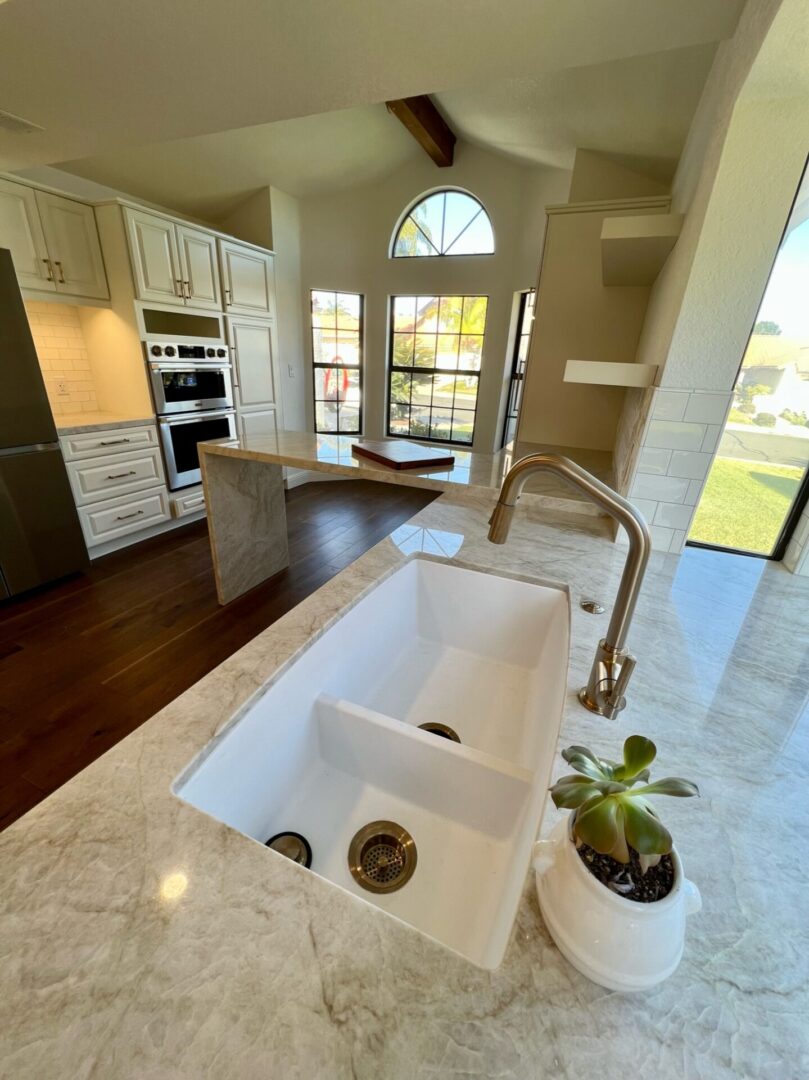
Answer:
[385,96,456,168]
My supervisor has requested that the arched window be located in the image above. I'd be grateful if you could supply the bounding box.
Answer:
[391,189,494,257]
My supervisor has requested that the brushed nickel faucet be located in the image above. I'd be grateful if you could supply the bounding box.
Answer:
[488,453,651,719]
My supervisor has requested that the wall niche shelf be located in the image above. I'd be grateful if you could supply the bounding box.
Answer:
[601,213,683,286]
[564,360,658,389]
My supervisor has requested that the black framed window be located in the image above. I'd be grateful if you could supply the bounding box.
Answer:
[388,294,488,445]
[501,289,535,447]
[311,290,363,434]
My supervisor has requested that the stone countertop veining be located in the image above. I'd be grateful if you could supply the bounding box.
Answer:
[56,412,156,434]
[1,490,807,1079]
[201,430,613,512]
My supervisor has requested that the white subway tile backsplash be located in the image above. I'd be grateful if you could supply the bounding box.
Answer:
[670,530,687,553]
[649,525,675,551]
[684,479,704,505]
[668,450,712,480]
[630,473,691,503]
[794,511,809,548]
[652,390,688,422]
[637,447,672,475]
[646,420,706,451]
[629,497,658,521]
[700,425,722,453]
[654,502,695,530]
[683,391,731,424]
[24,302,98,414]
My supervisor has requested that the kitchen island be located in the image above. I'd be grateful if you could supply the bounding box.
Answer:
[199,430,611,602]
[1,482,807,1079]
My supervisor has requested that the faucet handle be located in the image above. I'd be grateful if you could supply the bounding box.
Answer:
[608,651,636,713]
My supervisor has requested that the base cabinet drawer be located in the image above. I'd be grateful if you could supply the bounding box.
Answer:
[171,487,206,518]
[67,447,165,506]
[78,487,171,547]
[61,425,158,462]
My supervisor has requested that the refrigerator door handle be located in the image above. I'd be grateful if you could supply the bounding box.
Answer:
[0,442,60,457]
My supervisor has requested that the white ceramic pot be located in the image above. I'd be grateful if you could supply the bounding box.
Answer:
[533,818,702,992]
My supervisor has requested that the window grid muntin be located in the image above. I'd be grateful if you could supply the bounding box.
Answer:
[311,289,364,435]
[392,190,494,258]
[388,294,488,445]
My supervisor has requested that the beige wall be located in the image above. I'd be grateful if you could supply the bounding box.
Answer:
[568,150,669,202]
[517,202,665,451]
[216,188,273,250]
[269,186,307,431]
[297,142,570,451]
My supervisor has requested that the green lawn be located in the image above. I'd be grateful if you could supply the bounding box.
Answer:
[689,457,803,554]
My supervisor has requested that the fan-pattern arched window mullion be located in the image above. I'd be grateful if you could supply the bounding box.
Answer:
[392,190,494,257]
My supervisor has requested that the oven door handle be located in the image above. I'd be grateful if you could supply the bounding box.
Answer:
[150,363,232,372]
[160,410,235,427]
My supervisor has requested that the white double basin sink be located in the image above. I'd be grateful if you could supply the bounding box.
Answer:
[175,556,570,969]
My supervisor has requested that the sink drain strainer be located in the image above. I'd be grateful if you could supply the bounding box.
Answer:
[348,820,417,894]
[418,721,461,743]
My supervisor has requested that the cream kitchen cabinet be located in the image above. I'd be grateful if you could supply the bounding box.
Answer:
[228,316,283,415]
[0,177,54,291]
[125,208,220,310]
[0,178,109,299]
[219,240,274,317]
[237,408,280,440]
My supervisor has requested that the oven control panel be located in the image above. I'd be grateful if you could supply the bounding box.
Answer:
[146,341,229,361]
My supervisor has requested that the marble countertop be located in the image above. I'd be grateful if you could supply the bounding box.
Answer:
[2,489,807,1079]
[201,431,613,512]
[56,412,155,434]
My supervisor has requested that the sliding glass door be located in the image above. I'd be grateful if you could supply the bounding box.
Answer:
[689,166,809,558]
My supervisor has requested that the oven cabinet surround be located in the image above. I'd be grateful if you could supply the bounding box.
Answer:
[227,314,284,440]
[218,239,275,317]
[124,207,220,311]
[59,422,174,554]
[0,177,109,300]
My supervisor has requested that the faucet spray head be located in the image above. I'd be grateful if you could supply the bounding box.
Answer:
[487,501,515,544]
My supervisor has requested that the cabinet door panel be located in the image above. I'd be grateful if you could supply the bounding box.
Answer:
[125,208,183,305]
[220,240,274,316]
[0,178,55,291]
[238,408,279,439]
[35,192,109,299]
[177,225,221,310]
[229,318,280,411]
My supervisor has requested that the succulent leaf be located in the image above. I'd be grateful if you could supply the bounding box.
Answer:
[574,795,620,854]
[562,746,613,780]
[613,735,657,781]
[633,777,700,798]
[621,797,672,855]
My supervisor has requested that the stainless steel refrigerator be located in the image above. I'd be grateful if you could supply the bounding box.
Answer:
[0,247,87,599]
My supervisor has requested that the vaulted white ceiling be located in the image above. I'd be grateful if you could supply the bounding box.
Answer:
[0,0,744,172]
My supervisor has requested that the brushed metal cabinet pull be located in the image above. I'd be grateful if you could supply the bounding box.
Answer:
[184,280,191,299]
[176,278,184,297]
[99,438,131,446]
[42,258,54,282]
[115,509,144,521]
[106,470,137,479]
[54,260,66,284]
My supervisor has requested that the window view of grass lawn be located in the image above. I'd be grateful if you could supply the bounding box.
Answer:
[689,457,803,553]
[688,190,809,557]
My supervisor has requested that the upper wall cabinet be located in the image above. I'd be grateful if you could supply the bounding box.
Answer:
[0,178,109,299]
[219,239,274,317]
[125,208,221,311]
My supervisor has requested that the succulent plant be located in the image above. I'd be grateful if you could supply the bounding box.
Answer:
[550,736,698,871]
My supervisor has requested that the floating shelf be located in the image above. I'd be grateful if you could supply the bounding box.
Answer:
[601,213,683,286]
[564,360,658,388]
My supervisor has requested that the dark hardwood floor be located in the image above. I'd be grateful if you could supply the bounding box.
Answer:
[0,480,437,831]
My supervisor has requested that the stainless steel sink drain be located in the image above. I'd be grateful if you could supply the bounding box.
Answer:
[418,721,461,743]
[348,820,417,893]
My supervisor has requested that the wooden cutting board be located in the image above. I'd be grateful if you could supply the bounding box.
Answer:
[352,439,455,470]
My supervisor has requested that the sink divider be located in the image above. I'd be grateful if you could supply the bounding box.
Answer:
[315,694,536,838]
